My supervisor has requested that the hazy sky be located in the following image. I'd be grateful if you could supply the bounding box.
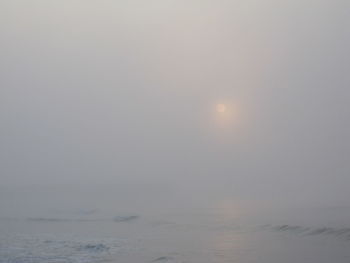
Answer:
[1,0,350,213]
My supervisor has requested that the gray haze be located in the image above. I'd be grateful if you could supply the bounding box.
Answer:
[1,0,350,217]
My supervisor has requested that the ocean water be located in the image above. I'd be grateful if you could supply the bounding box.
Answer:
[1,207,350,263]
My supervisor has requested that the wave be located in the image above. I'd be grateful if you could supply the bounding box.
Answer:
[25,215,140,223]
[75,209,99,215]
[78,243,110,252]
[26,217,101,222]
[152,256,175,262]
[0,235,121,263]
[263,224,350,240]
[113,215,139,222]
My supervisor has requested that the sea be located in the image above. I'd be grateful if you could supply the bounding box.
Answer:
[1,206,350,263]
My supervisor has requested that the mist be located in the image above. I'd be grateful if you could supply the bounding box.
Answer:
[1,0,350,219]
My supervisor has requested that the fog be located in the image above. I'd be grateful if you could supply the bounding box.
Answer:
[1,0,350,218]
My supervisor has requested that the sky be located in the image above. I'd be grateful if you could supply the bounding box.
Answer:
[1,0,350,214]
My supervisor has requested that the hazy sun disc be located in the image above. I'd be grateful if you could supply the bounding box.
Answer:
[216,104,226,113]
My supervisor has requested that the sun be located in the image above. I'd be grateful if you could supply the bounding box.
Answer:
[216,104,226,113]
